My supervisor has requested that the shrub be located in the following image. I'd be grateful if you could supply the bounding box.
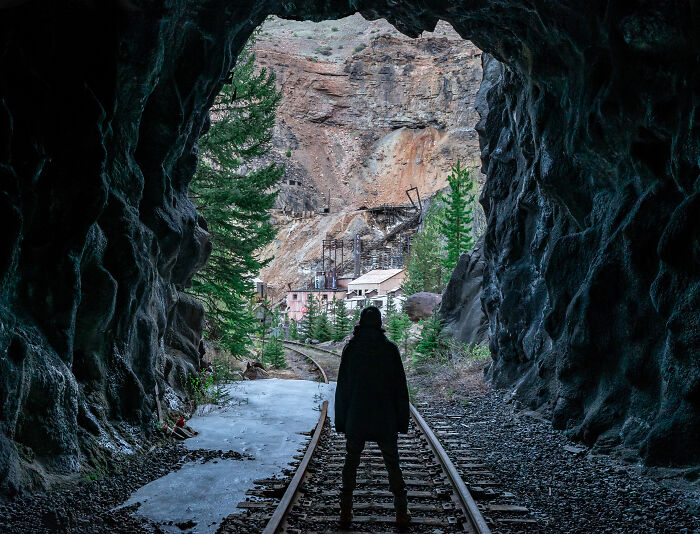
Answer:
[331,26,339,32]
[413,312,448,364]
[285,149,292,157]
[315,45,333,56]
[263,336,287,369]
[353,43,367,54]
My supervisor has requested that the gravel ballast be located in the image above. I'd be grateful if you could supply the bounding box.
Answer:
[410,366,699,533]
[0,441,247,534]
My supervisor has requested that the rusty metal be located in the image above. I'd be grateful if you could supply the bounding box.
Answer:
[263,343,492,534]
[254,342,538,534]
[406,185,423,213]
[261,346,329,534]
[410,404,492,534]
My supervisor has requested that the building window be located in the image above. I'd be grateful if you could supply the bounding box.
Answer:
[358,289,363,295]
[292,294,298,300]
[322,294,328,300]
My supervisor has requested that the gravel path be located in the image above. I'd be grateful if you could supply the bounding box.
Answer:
[410,369,699,533]
[0,440,247,533]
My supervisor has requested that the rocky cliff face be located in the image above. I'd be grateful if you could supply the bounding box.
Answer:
[253,16,483,291]
[0,0,698,495]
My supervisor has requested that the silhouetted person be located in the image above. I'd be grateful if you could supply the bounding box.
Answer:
[334,306,410,529]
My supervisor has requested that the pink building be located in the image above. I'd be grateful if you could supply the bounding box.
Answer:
[285,289,347,322]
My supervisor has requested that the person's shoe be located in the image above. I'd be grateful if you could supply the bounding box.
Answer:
[339,492,353,528]
[396,510,411,530]
[394,492,410,530]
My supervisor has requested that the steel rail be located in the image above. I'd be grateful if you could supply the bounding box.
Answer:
[267,341,491,534]
[410,404,492,534]
[282,343,328,384]
[262,344,329,534]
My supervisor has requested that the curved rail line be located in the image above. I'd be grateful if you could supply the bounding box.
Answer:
[261,341,492,534]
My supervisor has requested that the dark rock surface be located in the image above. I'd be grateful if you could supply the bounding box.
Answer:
[1,0,698,495]
[439,238,488,346]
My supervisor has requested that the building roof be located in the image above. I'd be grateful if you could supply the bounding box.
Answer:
[348,269,404,286]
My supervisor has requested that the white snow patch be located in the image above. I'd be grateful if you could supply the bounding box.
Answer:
[121,379,336,533]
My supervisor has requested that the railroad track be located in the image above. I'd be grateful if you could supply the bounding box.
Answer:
[220,342,536,534]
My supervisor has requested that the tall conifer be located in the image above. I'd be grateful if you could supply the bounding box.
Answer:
[439,160,475,273]
[188,34,283,359]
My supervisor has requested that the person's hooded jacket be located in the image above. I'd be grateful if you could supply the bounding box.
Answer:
[334,306,410,441]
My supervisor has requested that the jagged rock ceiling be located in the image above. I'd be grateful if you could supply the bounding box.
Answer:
[0,0,697,495]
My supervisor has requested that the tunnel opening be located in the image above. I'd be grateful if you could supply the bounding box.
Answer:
[0,0,698,507]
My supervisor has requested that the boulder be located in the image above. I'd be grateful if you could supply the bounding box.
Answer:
[404,292,442,322]
[439,238,488,346]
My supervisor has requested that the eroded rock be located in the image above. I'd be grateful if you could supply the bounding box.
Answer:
[0,0,698,495]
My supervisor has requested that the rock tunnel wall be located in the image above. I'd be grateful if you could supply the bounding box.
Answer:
[0,0,698,494]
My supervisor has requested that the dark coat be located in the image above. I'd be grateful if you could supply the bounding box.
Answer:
[334,326,410,441]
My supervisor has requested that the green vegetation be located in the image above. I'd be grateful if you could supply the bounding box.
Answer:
[387,311,413,357]
[263,335,287,368]
[301,292,320,340]
[338,44,344,49]
[403,202,449,294]
[439,160,475,273]
[188,32,282,360]
[331,297,351,341]
[315,45,333,56]
[285,149,292,157]
[352,305,362,327]
[353,43,367,54]
[289,319,299,340]
[313,308,333,342]
[403,161,477,295]
[187,371,231,406]
[331,26,339,32]
[413,311,447,364]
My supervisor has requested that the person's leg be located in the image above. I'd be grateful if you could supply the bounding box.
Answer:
[340,436,365,525]
[377,437,410,527]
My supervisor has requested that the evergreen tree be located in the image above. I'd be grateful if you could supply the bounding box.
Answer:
[439,160,475,273]
[313,309,333,342]
[263,335,286,369]
[385,293,397,319]
[331,297,351,341]
[258,297,273,361]
[289,319,299,340]
[387,311,413,357]
[403,202,448,295]
[301,292,320,340]
[413,311,447,363]
[351,305,362,328]
[188,34,283,358]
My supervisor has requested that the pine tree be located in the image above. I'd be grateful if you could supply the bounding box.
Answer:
[403,202,448,295]
[289,319,299,340]
[263,335,286,369]
[313,309,333,342]
[188,34,283,359]
[331,297,351,341]
[439,160,475,274]
[351,305,362,328]
[301,292,320,340]
[385,293,397,319]
[413,311,447,363]
[387,311,413,357]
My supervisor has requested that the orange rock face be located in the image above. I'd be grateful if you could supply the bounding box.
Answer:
[253,16,484,293]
